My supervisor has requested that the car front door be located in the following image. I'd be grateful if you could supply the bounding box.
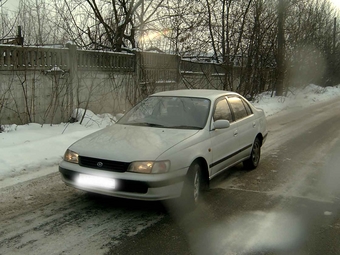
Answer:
[209,97,240,177]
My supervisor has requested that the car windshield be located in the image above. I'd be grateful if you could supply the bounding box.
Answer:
[117,96,210,129]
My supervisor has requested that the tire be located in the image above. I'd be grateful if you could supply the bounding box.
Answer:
[182,162,202,208]
[243,137,261,170]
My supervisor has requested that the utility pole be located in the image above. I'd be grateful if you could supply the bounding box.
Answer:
[276,0,285,96]
[333,17,337,55]
[332,17,337,85]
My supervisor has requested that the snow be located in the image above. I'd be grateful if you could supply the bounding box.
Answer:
[0,109,116,188]
[1,84,340,188]
[254,84,340,116]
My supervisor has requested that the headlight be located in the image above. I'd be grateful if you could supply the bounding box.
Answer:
[128,161,170,174]
[64,149,79,164]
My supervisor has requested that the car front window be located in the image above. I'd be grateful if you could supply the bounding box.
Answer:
[117,96,210,129]
[213,98,233,122]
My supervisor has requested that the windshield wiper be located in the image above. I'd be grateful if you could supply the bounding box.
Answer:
[126,122,201,129]
[143,122,166,128]
[127,122,166,128]
[169,125,202,130]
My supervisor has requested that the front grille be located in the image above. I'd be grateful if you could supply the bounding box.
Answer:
[79,156,130,172]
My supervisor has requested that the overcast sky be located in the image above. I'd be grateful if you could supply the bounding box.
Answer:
[1,0,20,12]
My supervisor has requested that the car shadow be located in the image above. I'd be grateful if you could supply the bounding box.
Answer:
[82,192,167,213]
[208,163,250,189]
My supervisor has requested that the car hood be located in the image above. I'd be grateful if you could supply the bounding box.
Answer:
[69,124,200,162]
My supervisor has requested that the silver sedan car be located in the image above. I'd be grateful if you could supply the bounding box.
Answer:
[59,90,267,206]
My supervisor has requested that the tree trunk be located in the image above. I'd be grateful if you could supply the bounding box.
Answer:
[276,0,285,96]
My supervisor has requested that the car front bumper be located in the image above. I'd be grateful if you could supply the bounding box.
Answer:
[59,161,187,201]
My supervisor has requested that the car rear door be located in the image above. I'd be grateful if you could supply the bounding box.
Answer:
[227,96,257,160]
[209,97,240,177]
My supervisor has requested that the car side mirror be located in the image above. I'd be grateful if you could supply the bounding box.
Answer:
[213,120,230,130]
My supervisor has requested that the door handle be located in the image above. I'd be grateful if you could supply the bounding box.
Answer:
[252,122,256,128]
[234,130,238,136]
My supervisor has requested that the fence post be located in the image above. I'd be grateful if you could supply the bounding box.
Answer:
[66,43,77,118]
[134,51,141,103]
[176,55,181,84]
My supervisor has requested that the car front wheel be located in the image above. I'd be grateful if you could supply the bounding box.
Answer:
[182,162,202,207]
[243,137,261,170]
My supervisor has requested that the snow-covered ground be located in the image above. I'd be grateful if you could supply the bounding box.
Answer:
[1,84,339,188]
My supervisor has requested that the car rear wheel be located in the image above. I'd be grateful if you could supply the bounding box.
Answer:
[182,162,202,207]
[243,137,261,170]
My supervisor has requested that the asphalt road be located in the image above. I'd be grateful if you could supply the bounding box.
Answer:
[1,98,340,255]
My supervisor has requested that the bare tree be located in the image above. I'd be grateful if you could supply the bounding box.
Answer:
[285,0,337,88]
[0,0,8,7]
[153,0,205,55]
[0,0,20,41]
[49,0,166,51]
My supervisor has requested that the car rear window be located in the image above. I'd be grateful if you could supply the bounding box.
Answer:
[228,97,248,120]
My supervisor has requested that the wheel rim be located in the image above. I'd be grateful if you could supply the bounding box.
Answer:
[193,167,200,203]
[252,140,260,166]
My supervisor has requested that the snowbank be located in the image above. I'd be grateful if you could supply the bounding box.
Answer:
[0,109,115,185]
[254,84,340,117]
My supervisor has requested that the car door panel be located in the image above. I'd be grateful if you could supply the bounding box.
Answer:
[209,122,240,176]
[235,116,257,159]
[209,97,241,176]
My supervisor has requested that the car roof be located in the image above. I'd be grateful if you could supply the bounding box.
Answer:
[151,89,239,100]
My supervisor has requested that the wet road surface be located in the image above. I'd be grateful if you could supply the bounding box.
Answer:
[1,98,340,255]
